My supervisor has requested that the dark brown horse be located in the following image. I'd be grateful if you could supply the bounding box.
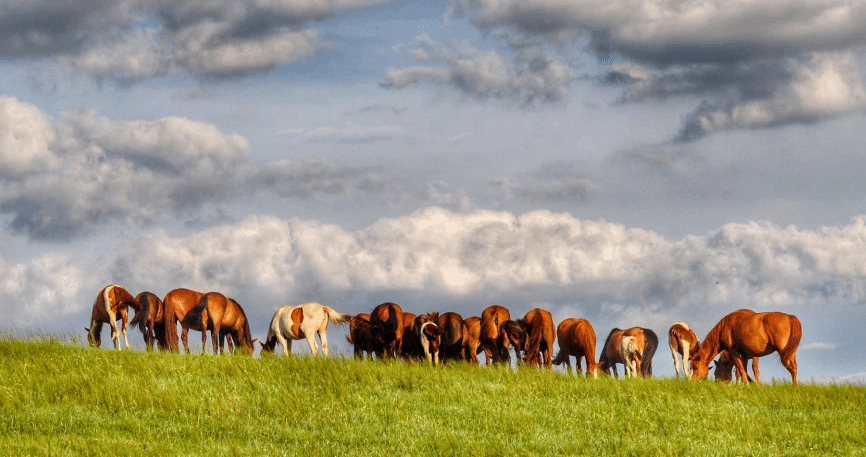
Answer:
[599,327,659,377]
[436,312,465,364]
[713,350,757,383]
[184,292,256,355]
[130,291,166,351]
[480,305,511,365]
[370,302,404,358]
[400,312,423,360]
[346,313,379,360]
[461,316,482,365]
[691,309,801,384]
[552,318,603,378]
[668,322,700,379]
[85,285,140,350]
[505,308,555,369]
[163,288,205,353]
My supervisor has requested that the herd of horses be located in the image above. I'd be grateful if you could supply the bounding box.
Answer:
[86,285,803,384]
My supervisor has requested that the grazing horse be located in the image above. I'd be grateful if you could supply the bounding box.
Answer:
[713,350,757,383]
[668,322,700,379]
[260,302,349,357]
[346,313,380,360]
[400,312,423,360]
[507,308,555,369]
[413,313,442,366]
[690,309,801,384]
[480,305,512,365]
[163,288,205,353]
[599,327,659,378]
[370,302,404,358]
[85,285,140,350]
[436,312,465,364]
[461,316,482,365]
[185,292,257,355]
[130,291,166,352]
[620,335,642,378]
[552,318,603,378]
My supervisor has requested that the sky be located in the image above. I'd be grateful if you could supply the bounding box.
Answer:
[1,0,865,382]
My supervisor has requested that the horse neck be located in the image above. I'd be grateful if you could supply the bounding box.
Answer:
[695,324,722,364]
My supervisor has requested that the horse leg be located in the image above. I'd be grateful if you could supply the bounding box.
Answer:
[306,333,319,357]
[277,334,290,357]
[732,354,750,384]
[211,322,221,355]
[671,346,681,378]
[319,329,329,357]
[779,353,796,384]
[108,314,121,350]
[181,328,190,354]
[753,357,763,384]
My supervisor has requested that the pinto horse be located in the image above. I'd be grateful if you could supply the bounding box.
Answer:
[130,291,166,352]
[690,309,801,384]
[436,312,465,364]
[461,316,482,365]
[480,305,511,365]
[185,292,257,355]
[163,288,205,353]
[620,335,642,378]
[86,285,140,350]
[668,322,700,379]
[260,302,349,357]
[599,327,659,378]
[413,312,442,366]
[370,302,404,358]
[346,313,380,360]
[506,308,555,369]
[552,318,603,378]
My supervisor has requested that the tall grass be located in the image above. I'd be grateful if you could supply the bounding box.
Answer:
[1,337,864,456]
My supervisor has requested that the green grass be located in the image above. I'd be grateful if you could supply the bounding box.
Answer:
[1,337,864,456]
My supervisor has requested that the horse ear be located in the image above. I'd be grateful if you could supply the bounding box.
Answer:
[84,327,90,332]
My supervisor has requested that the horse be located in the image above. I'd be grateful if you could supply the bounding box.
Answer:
[461,316,482,365]
[413,312,442,366]
[85,285,140,350]
[130,291,167,352]
[260,302,350,357]
[346,313,380,360]
[436,312,465,364]
[185,292,257,355]
[668,322,700,379]
[620,335,642,378]
[480,305,511,365]
[552,318,603,378]
[506,308,555,369]
[369,302,404,358]
[400,312,423,360]
[690,309,801,384]
[162,288,205,353]
[713,350,757,383]
[599,327,659,378]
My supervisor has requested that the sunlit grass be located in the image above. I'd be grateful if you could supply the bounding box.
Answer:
[1,336,864,456]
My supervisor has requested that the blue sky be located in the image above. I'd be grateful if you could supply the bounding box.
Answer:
[2,0,866,382]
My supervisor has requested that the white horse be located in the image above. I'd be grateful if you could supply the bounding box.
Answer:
[668,322,700,378]
[260,303,350,357]
[619,335,643,378]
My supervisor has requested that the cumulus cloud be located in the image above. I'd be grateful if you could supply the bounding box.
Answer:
[284,122,405,143]
[2,0,385,80]
[382,35,574,103]
[0,251,85,326]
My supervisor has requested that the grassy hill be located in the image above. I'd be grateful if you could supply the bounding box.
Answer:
[1,337,864,456]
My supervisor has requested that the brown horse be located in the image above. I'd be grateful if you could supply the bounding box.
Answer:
[86,285,140,350]
[599,327,659,378]
[552,318,603,378]
[185,292,257,355]
[691,309,801,384]
[346,313,380,360]
[400,312,423,360]
[163,288,205,353]
[461,316,482,365]
[507,308,555,369]
[130,291,166,352]
[436,312,465,364]
[668,322,700,379]
[370,302,404,358]
[480,305,511,365]
[714,350,757,383]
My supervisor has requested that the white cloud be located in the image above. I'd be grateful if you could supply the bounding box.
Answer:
[0,252,85,326]
[0,97,57,177]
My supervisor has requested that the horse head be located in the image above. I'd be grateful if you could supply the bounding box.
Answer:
[689,354,710,380]
[84,326,101,347]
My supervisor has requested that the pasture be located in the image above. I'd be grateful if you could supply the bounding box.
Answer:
[1,336,864,456]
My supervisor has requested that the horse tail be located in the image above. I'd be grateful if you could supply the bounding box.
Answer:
[641,328,659,376]
[164,293,178,353]
[783,314,802,357]
[130,294,150,331]
[552,350,567,366]
[183,295,208,329]
[322,305,350,325]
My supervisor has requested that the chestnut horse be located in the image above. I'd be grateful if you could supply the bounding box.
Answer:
[85,285,140,350]
[552,318,603,378]
[480,305,511,365]
[260,302,349,357]
[130,291,166,352]
[461,316,482,365]
[346,313,380,360]
[691,309,801,384]
[436,312,465,364]
[506,308,555,369]
[668,322,700,379]
[163,288,205,353]
[184,292,257,355]
[599,327,659,378]
[370,302,404,358]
